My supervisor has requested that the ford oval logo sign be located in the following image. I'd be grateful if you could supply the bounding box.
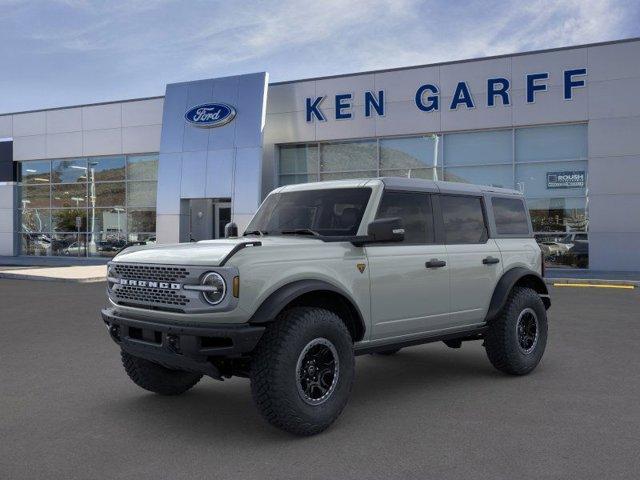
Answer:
[184,103,236,128]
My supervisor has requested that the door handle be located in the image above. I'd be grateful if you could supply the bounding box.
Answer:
[482,256,500,265]
[426,259,446,268]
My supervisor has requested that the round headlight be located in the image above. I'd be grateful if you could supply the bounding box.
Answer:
[201,272,226,305]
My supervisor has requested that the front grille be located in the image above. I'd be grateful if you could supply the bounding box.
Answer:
[113,264,189,282]
[114,285,190,307]
[109,263,195,311]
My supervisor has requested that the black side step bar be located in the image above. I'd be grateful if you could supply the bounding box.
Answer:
[354,326,487,356]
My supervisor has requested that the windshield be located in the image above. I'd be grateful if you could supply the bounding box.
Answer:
[245,187,372,237]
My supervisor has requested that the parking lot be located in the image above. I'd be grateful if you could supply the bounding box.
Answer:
[1,279,639,480]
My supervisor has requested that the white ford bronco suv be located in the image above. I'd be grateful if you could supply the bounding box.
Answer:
[102,178,550,435]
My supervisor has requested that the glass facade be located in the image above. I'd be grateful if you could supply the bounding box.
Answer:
[18,154,158,258]
[277,124,588,268]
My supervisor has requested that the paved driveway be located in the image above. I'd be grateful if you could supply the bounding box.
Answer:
[1,280,639,479]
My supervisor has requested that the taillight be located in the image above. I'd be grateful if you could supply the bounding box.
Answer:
[541,250,545,277]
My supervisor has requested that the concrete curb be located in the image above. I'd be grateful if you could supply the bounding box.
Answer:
[0,272,106,283]
[545,277,639,287]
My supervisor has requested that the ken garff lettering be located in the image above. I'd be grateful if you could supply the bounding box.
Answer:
[305,68,587,122]
[185,103,237,128]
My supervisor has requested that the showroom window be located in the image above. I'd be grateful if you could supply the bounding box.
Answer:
[18,154,158,258]
[277,123,588,267]
[515,124,588,268]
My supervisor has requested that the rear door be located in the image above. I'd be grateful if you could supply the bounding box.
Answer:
[439,194,502,327]
[366,190,450,340]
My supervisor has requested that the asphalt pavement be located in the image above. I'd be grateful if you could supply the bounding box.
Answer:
[1,279,639,479]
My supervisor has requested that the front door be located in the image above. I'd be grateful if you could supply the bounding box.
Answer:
[366,191,451,341]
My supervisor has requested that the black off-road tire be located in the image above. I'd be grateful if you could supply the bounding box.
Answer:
[250,307,355,436]
[375,347,402,356]
[484,287,548,375]
[121,351,202,395]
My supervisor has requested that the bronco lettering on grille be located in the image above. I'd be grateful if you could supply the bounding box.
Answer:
[119,279,182,290]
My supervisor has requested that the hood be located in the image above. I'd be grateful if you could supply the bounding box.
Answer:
[112,236,323,266]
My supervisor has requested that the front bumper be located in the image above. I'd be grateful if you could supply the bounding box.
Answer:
[101,308,265,379]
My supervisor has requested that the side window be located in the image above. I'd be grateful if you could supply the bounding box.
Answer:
[440,195,488,244]
[376,191,434,244]
[492,197,530,235]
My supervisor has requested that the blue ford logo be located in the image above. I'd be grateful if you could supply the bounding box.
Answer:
[185,103,236,128]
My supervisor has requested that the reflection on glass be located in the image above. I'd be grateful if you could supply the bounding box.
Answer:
[536,233,588,269]
[127,154,159,181]
[127,181,157,207]
[516,124,587,163]
[87,230,127,258]
[89,156,125,182]
[380,168,438,180]
[87,207,126,258]
[90,207,127,236]
[321,141,377,172]
[320,170,378,181]
[128,209,156,232]
[51,158,88,183]
[19,154,158,257]
[279,145,318,175]
[50,233,86,257]
[444,130,512,166]
[527,197,587,232]
[380,136,440,170]
[52,209,87,232]
[278,173,318,186]
[515,161,587,198]
[20,209,51,233]
[21,185,50,208]
[52,183,87,208]
[529,196,588,269]
[21,233,52,256]
[444,165,513,188]
[128,233,157,245]
[20,160,50,184]
[94,182,125,207]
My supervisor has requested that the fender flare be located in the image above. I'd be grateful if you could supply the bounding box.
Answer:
[248,279,367,340]
[485,267,550,323]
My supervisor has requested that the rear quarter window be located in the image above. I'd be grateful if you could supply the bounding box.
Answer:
[492,197,530,235]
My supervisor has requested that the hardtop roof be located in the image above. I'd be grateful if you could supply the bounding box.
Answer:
[276,177,522,196]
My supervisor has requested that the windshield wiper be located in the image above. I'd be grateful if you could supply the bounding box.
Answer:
[280,228,321,237]
[243,230,267,237]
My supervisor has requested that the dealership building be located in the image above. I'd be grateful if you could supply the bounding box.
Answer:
[0,37,639,271]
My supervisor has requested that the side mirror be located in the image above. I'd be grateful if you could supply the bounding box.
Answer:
[366,217,405,243]
[224,222,238,238]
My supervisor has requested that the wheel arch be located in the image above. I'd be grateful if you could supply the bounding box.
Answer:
[485,267,550,323]
[249,280,366,342]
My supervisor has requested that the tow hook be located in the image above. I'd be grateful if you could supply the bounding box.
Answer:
[106,323,121,342]
[167,334,180,353]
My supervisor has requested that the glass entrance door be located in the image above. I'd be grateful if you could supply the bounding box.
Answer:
[214,202,231,239]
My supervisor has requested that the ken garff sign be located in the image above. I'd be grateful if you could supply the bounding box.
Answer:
[185,103,237,128]
[547,171,586,189]
[305,68,587,122]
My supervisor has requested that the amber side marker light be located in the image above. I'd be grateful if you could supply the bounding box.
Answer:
[553,283,635,289]
[232,276,240,297]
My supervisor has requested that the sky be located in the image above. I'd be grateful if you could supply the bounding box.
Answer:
[0,0,638,113]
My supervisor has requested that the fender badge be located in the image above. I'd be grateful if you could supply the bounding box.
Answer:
[357,263,366,274]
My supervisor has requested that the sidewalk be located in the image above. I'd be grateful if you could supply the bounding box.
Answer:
[545,268,640,287]
[0,265,106,283]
